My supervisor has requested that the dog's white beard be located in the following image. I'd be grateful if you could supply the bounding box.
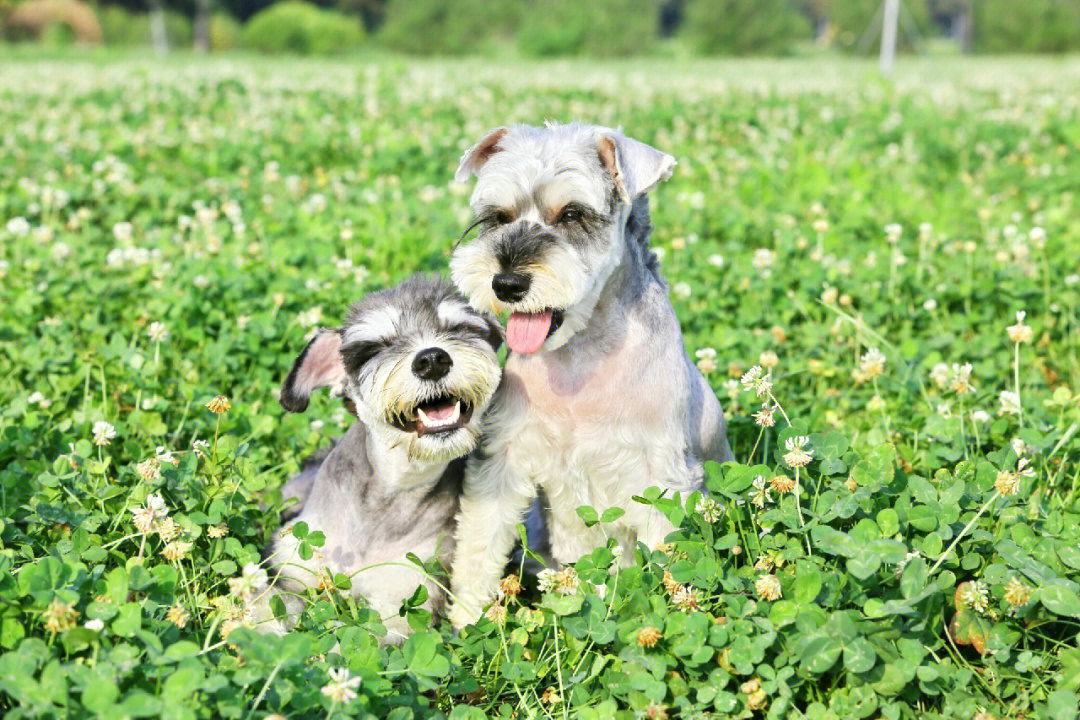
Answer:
[543,230,626,352]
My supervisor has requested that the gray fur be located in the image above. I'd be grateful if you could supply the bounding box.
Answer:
[251,275,503,644]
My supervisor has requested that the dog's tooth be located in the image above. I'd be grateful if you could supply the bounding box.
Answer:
[449,401,461,424]
[417,407,431,426]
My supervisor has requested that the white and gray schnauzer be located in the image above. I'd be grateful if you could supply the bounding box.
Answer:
[447,122,733,628]
[251,275,502,644]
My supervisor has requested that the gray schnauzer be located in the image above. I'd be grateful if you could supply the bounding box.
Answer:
[447,122,733,628]
[250,275,502,644]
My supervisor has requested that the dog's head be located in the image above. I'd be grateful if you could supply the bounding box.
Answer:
[280,275,503,464]
[450,122,675,354]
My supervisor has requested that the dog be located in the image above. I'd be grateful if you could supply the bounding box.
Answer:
[447,122,733,627]
[250,275,503,644]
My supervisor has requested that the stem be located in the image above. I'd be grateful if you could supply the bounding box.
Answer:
[794,466,811,556]
[1014,341,1023,430]
[929,492,999,576]
[246,659,284,720]
[552,622,569,720]
[766,390,791,426]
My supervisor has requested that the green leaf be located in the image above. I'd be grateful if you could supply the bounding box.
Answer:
[847,554,880,580]
[844,637,876,674]
[876,508,899,537]
[1040,583,1080,618]
[576,505,599,527]
[900,557,927,599]
[801,635,842,673]
[600,507,626,524]
[1047,690,1079,720]
[793,563,822,604]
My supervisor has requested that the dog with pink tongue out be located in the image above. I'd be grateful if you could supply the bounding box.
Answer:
[447,122,734,628]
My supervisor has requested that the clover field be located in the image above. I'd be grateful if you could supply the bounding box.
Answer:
[2,51,1080,720]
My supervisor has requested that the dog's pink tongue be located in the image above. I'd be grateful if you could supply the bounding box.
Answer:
[506,311,552,354]
[424,403,456,420]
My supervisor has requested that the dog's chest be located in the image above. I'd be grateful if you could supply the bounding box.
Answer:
[502,344,690,502]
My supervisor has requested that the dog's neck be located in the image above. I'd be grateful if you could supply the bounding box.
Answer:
[364,426,449,493]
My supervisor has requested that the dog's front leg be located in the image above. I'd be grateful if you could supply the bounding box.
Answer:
[448,451,535,629]
[635,504,679,553]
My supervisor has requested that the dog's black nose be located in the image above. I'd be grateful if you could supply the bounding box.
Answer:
[412,347,453,381]
[492,272,531,303]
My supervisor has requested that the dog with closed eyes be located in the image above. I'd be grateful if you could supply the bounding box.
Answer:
[250,275,503,644]
[447,122,734,628]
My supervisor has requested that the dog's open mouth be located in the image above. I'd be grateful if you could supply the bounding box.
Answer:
[390,396,474,436]
[506,309,564,354]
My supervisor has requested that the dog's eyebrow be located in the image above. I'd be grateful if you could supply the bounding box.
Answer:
[342,307,400,346]
[437,301,486,330]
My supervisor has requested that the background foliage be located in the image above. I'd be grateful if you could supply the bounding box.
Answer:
[1,0,1079,54]
[1,52,1079,718]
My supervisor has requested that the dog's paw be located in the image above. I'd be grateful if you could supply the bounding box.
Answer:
[447,601,482,630]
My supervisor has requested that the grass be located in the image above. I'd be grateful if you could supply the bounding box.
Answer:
[1,51,1079,719]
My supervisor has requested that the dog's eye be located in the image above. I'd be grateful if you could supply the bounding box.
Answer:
[493,210,514,225]
[557,206,583,224]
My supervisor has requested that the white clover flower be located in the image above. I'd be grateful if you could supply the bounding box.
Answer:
[929,362,950,388]
[949,363,975,395]
[859,347,886,378]
[971,409,990,424]
[92,421,116,446]
[297,307,323,327]
[783,436,813,468]
[708,254,724,268]
[740,366,772,398]
[1016,456,1035,478]
[6,217,30,237]
[537,569,558,593]
[884,223,902,243]
[1006,311,1033,344]
[723,379,740,400]
[1029,227,1046,248]
[961,581,989,614]
[698,497,722,523]
[113,221,133,242]
[672,282,692,299]
[923,298,937,312]
[321,667,361,704]
[84,618,105,632]
[752,248,776,271]
[999,390,1021,416]
[228,563,269,602]
[750,475,772,508]
[147,322,169,343]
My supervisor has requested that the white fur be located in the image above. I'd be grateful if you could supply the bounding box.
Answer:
[448,123,730,628]
[343,306,401,346]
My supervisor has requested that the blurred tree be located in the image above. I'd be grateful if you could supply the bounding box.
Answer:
[336,0,388,30]
[380,0,521,55]
[659,0,684,36]
[682,0,812,55]
[972,0,1080,52]
[517,0,659,57]
[217,0,333,21]
[193,0,209,51]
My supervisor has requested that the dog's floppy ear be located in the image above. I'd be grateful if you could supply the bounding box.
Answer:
[598,132,676,203]
[455,127,508,182]
[281,329,344,413]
